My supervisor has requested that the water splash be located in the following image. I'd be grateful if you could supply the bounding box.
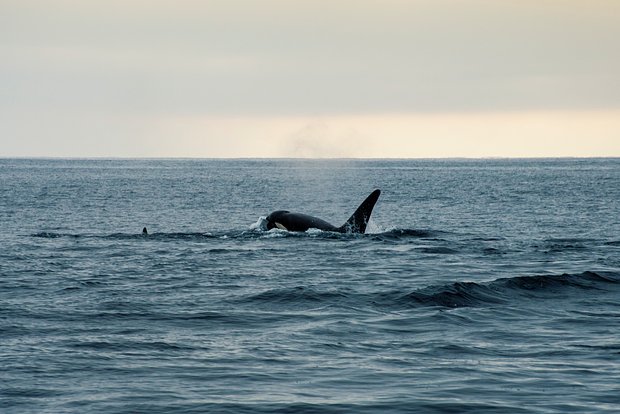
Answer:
[249,216,268,231]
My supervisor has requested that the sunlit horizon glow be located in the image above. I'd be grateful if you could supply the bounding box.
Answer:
[2,1,620,158]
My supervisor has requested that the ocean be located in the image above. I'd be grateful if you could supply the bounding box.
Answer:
[1,158,619,413]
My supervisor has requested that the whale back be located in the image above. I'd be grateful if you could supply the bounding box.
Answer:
[265,189,381,234]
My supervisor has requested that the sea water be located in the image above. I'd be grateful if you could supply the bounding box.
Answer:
[1,158,619,413]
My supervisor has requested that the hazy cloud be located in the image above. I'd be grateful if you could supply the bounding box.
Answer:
[1,1,619,156]
[3,0,619,115]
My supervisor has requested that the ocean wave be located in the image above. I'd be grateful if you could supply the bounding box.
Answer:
[393,271,620,308]
[370,228,439,240]
[31,232,82,239]
[240,272,620,310]
[252,227,441,240]
[30,231,218,240]
[242,286,349,306]
[68,339,194,352]
[29,227,438,241]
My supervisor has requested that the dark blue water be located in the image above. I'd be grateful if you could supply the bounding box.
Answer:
[1,158,619,413]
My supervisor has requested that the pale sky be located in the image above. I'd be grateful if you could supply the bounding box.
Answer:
[1,0,619,157]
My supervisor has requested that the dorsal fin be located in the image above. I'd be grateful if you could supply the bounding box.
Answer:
[338,189,381,234]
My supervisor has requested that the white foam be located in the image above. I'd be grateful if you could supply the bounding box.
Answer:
[364,220,386,234]
[249,216,268,231]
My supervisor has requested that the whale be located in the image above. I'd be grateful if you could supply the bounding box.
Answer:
[265,189,381,234]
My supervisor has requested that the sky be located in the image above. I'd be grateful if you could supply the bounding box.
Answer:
[1,0,619,158]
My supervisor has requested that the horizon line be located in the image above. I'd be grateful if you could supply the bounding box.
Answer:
[2,156,620,161]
